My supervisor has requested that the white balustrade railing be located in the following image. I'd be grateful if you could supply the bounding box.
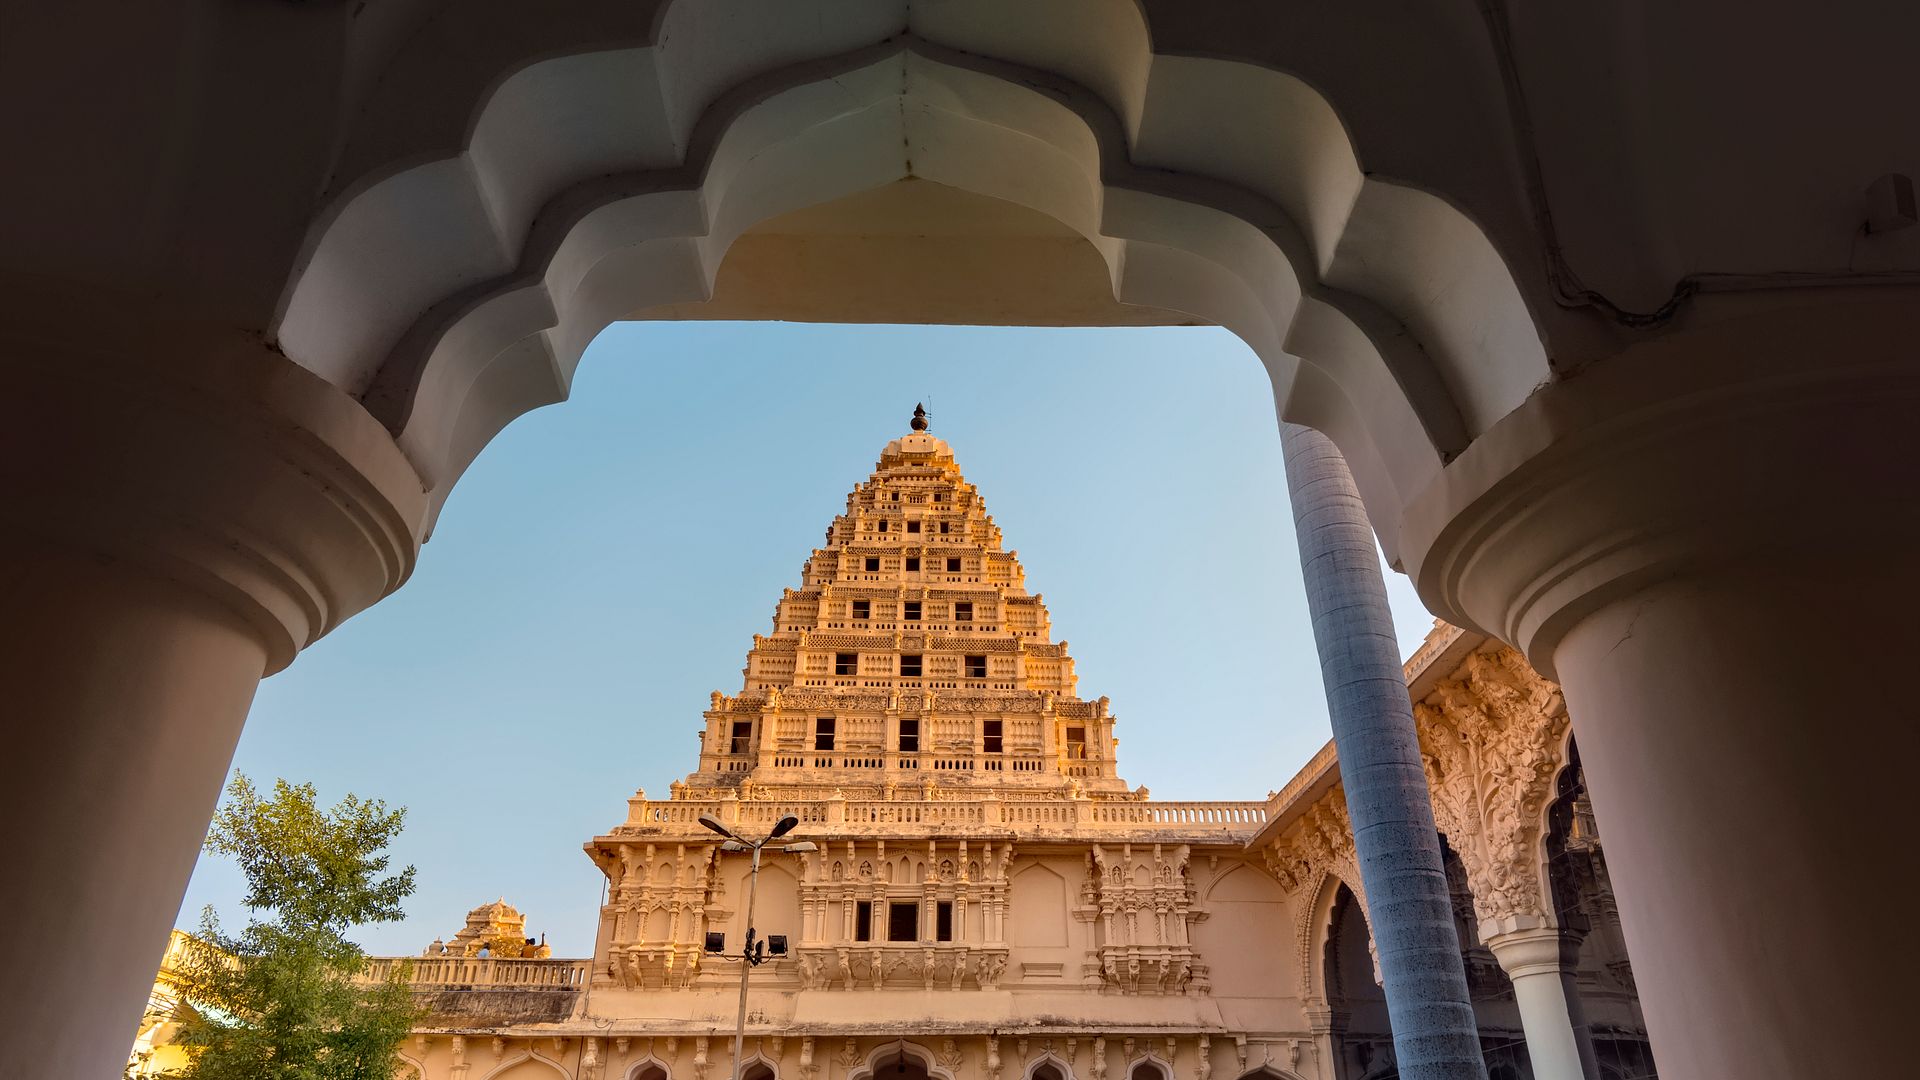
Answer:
[361,955,589,990]
[616,796,1269,836]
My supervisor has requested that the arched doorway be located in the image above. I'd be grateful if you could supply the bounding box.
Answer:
[1544,739,1658,1079]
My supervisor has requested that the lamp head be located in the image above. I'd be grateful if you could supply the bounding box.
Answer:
[769,815,800,839]
[779,841,818,853]
[697,814,736,840]
[719,840,749,852]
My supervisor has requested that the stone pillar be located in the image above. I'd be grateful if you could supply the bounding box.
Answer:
[1402,298,1920,1079]
[0,303,424,1079]
[1282,425,1488,1080]
[1483,929,1596,1080]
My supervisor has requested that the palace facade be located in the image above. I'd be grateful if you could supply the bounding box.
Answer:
[359,416,1651,1080]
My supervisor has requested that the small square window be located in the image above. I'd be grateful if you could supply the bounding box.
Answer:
[939,522,950,534]
[891,492,900,502]
[1065,725,1087,758]
[966,654,987,678]
[865,558,880,572]
[904,601,922,621]
[906,557,920,572]
[815,717,836,751]
[947,557,961,572]
[878,520,889,533]
[899,718,920,753]
[731,721,753,754]
[982,719,1003,754]
[907,520,921,533]
[853,600,871,620]
[888,902,919,942]
[901,654,922,677]
[835,652,857,676]
[955,602,972,622]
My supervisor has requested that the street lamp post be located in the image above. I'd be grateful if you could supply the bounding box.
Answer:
[700,813,816,1080]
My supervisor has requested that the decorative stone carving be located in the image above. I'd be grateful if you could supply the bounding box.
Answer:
[1414,646,1573,931]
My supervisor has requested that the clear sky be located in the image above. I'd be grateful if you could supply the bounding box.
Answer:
[175,322,1438,957]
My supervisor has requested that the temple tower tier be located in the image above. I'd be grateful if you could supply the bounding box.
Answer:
[683,413,1128,799]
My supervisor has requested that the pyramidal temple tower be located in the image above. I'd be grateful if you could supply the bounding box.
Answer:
[683,404,1126,799]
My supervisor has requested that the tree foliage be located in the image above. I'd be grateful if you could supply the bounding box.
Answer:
[161,775,422,1080]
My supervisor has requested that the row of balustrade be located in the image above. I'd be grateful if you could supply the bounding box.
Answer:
[620,796,1270,835]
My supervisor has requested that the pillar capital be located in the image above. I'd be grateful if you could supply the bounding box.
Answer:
[1,291,427,672]
[1400,293,1920,678]
[1413,645,1569,934]
[1483,925,1582,980]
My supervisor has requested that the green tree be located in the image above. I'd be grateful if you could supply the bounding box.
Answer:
[162,775,422,1079]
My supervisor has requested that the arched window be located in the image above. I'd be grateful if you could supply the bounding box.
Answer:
[630,1064,669,1080]
[1128,1061,1168,1080]
[742,1063,776,1080]
[1031,1064,1066,1080]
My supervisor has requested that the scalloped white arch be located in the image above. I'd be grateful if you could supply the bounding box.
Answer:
[275,0,1548,561]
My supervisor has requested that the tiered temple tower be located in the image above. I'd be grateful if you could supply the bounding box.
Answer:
[682,405,1126,799]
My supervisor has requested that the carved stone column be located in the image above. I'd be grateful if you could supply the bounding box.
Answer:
[0,300,425,1080]
[1414,648,1594,1079]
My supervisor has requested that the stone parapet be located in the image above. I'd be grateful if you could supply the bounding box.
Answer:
[605,797,1269,844]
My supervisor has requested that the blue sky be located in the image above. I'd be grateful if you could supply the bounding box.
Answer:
[175,322,1437,956]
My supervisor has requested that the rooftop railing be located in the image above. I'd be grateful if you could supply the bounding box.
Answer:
[614,794,1269,841]
[361,955,589,990]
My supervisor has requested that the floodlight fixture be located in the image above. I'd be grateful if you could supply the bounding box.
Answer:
[705,932,726,953]
[767,935,788,956]
[770,814,800,839]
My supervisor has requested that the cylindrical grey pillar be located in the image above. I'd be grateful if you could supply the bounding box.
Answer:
[1282,424,1487,1080]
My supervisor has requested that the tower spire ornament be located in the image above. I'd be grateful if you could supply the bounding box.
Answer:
[910,403,930,432]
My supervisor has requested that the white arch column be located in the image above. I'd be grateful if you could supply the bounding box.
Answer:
[0,299,424,1079]
[1405,296,1920,1080]
[1482,928,1597,1080]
